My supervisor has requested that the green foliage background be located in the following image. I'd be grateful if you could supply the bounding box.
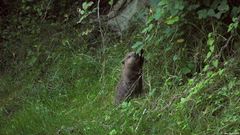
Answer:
[0,0,240,134]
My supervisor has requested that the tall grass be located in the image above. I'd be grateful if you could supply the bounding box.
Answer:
[1,22,240,135]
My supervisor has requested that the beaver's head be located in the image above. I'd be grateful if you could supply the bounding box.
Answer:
[122,50,144,70]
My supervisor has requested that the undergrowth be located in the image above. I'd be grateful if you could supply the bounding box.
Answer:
[1,0,240,135]
[0,21,240,134]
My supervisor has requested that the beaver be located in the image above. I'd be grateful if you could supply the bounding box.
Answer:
[115,50,144,105]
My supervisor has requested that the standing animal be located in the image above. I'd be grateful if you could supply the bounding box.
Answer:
[115,50,144,105]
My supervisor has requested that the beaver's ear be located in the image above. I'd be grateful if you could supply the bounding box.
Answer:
[140,49,144,56]
[139,49,144,58]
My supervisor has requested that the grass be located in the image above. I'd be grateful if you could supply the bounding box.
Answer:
[1,22,240,135]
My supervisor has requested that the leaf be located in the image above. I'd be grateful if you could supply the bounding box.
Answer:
[109,129,117,135]
[132,41,144,53]
[228,23,234,32]
[219,69,224,75]
[212,60,219,68]
[231,7,240,17]
[203,65,210,72]
[215,12,222,19]
[176,38,185,43]
[82,1,94,10]
[173,55,178,61]
[28,56,37,66]
[207,9,216,17]
[180,97,188,104]
[158,1,167,6]
[218,0,229,13]
[108,0,113,6]
[80,9,85,15]
[141,24,153,33]
[210,46,214,52]
[187,63,194,69]
[207,38,214,46]
[164,45,172,52]
[165,16,179,25]
[197,9,208,19]
[154,8,162,20]
[81,28,93,36]
[175,1,185,10]
[206,52,212,59]
[211,0,220,9]
[132,41,143,49]
[188,4,200,11]
[181,67,191,75]
[228,17,239,32]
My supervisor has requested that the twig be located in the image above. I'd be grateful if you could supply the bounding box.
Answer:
[135,108,147,132]
[217,34,227,41]
[42,0,52,22]
[124,73,143,101]
[97,0,105,52]
[97,0,106,87]
[186,22,206,37]
[158,95,180,112]
[216,35,233,58]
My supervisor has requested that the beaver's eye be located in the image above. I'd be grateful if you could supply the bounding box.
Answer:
[127,55,131,58]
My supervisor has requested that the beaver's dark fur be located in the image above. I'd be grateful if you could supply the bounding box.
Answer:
[115,50,144,104]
